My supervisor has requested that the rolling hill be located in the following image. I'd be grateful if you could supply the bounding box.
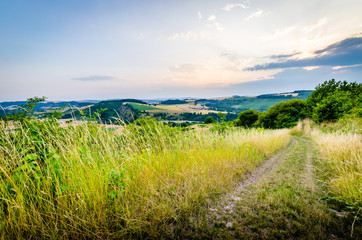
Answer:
[1,90,313,123]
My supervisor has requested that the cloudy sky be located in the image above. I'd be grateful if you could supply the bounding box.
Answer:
[1,0,361,101]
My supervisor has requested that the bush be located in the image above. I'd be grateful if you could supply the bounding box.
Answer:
[235,109,260,128]
[204,116,214,124]
[307,79,361,122]
[258,99,307,129]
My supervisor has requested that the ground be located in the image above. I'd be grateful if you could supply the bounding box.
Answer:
[176,136,361,239]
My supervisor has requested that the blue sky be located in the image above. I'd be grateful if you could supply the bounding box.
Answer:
[1,0,361,101]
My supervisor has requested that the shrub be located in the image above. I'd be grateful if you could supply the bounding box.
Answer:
[258,99,307,129]
[204,116,214,124]
[235,109,260,128]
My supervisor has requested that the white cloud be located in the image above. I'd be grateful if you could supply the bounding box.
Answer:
[165,56,281,88]
[208,15,216,21]
[245,9,268,21]
[332,64,362,70]
[206,22,224,31]
[198,11,202,19]
[304,17,328,31]
[206,14,223,31]
[303,66,320,71]
[214,22,224,31]
[169,64,203,72]
[266,26,296,39]
[168,31,210,40]
[222,3,247,11]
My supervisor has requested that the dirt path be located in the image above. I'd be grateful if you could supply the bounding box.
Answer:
[202,136,355,239]
[207,138,297,227]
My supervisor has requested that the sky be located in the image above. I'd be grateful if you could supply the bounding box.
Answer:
[0,0,361,101]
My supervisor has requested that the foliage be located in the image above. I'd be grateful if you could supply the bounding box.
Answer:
[209,122,233,134]
[63,99,142,123]
[312,91,354,122]
[312,127,362,226]
[217,112,226,122]
[4,96,46,122]
[0,117,290,239]
[234,79,360,129]
[257,99,307,129]
[204,116,214,124]
[234,109,260,127]
[159,99,188,105]
[307,79,361,122]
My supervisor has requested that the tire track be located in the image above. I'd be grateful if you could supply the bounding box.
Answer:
[207,138,297,227]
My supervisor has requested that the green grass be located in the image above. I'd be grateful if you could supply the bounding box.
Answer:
[311,122,362,228]
[0,119,290,239]
[127,102,162,111]
[194,136,359,239]
[231,98,287,111]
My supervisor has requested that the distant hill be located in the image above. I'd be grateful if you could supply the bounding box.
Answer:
[159,99,188,105]
[0,101,94,110]
[1,90,313,121]
[196,90,313,112]
[62,99,145,123]
[0,101,94,116]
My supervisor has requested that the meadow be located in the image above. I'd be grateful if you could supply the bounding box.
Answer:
[310,119,362,227]
[0,119,290,239]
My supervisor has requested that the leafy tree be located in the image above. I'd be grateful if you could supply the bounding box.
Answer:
[307,79,361,122]
[7,96,47,123]
[180,122,189,128]
[235,109,260,127]
[204,116,214,124]
[258,99,307,129]
[312,91,356,122]
[217,112,226,122]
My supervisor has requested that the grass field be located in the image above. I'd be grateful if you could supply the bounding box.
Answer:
[126,102,162,111]
[149,102,221,114]
[0,119,290,239]
[311,126,362,227]
[0,116,360,239]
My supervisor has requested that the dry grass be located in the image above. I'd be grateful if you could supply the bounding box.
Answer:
[311,129,362,204]
[0,119,290,239]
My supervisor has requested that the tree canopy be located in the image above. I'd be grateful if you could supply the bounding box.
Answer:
[235,109,260,127]
[258,99,307,129]
[307,79,361,122]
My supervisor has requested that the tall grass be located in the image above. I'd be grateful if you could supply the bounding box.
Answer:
[312,129,361,202]
[0,119,290,239]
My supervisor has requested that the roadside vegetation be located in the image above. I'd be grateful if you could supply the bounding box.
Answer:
[0,117,290,239]
[310,119,362,233]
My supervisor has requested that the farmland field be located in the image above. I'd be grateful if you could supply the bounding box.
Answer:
[126,102,162,111]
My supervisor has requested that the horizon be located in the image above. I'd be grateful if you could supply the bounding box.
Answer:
[1,0,362,101]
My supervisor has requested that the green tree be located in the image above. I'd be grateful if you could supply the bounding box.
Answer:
[307,79,361,122]
[235,109,260,127]
[312,91,356,122]
[258,99,307,129]
[8,96,47,123]
[217,112,226,123]
[204,116,214,124]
